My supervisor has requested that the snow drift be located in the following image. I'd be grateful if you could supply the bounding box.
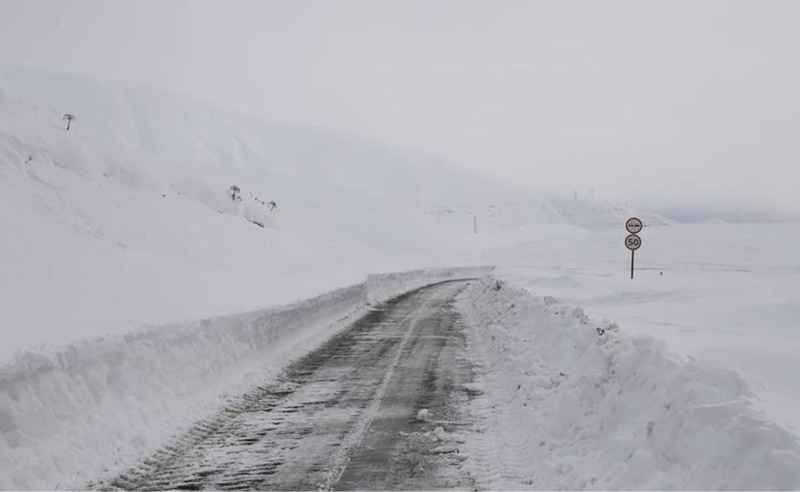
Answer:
[0,266,491,490]
[457,277,800,490]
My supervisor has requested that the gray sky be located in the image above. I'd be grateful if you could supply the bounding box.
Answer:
[1,0,798,219]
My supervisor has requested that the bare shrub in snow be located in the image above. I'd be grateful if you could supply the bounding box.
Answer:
[228,185,241,202]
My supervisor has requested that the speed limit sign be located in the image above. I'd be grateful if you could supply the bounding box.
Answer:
[625,234,642,251]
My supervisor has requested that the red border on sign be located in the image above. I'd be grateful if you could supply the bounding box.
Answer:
[625,217,643,234]
[625,233,642,251]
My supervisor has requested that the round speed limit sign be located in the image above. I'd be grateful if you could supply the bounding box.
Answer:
[625,217,643,234]
[625,234,642,251]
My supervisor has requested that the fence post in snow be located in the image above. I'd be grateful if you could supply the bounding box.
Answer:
[62,113,75,131]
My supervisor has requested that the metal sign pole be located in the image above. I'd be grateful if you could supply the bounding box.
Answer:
[625,217,642,280]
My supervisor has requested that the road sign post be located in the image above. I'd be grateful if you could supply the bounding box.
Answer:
[625,217,643,279]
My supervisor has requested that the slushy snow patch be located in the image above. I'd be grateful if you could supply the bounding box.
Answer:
[456,277,800,490]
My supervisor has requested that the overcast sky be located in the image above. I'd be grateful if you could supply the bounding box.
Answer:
[1,0,798,219]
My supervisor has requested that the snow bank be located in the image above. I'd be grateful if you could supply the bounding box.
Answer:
[0,267,490,490]
[457,277,800,490]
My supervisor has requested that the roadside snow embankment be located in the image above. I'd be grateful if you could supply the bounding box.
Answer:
[0,266,490,490]
[457,278,800,490]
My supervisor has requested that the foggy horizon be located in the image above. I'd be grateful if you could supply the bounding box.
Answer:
[4,3,800,490]
[1,0,798,221]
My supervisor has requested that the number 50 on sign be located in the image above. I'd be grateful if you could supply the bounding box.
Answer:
[625,234,641,251]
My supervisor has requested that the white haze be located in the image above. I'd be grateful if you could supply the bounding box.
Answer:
[0,0,798,220]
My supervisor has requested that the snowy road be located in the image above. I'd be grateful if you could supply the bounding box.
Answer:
[101,280,476,491]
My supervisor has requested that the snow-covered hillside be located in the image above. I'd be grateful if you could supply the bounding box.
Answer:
[0,64,520,211]
[0,64,488,361]
[0,64,662,361]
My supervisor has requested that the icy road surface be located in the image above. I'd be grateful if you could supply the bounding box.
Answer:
[100,280,475,491]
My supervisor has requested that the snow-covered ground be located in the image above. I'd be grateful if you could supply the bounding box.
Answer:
[457,277,800,489]
[2,62,800,490]
[476,222,800,437]
[0,64,505,489]
[0,64,651,362]
[0,64,483,362]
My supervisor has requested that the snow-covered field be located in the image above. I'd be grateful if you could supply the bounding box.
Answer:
[2,62,800,490]
[476,222,800,437]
